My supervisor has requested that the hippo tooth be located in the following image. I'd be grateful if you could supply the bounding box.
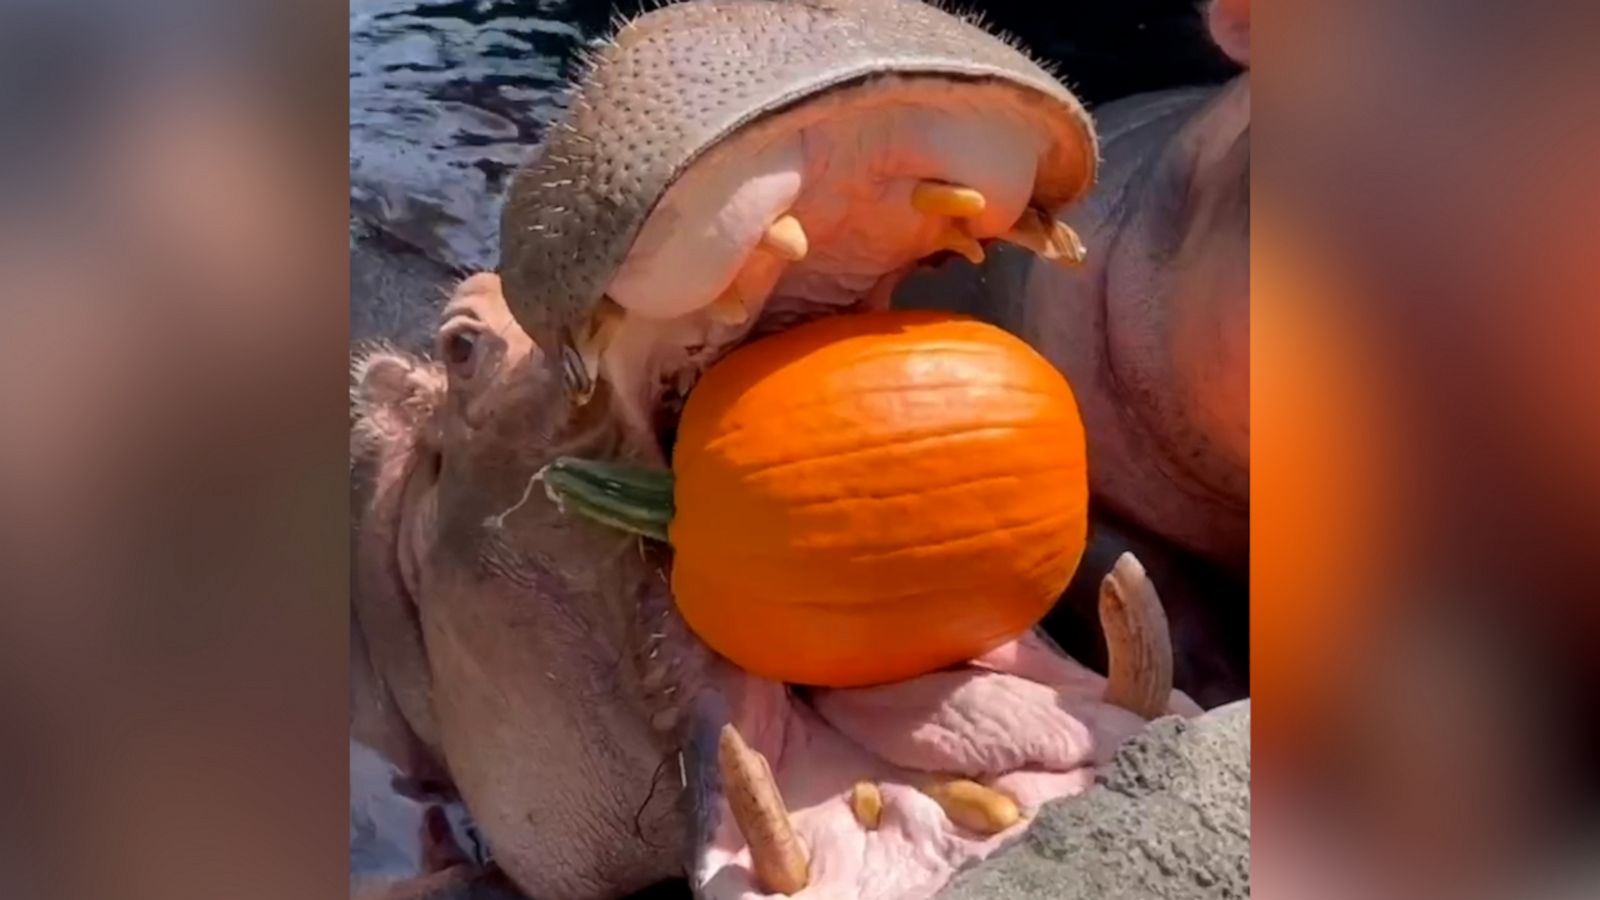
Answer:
[759,215,808,262]
[912,180,988,219]
[934,221,986,266]
[1099,552,1176,720]
[849,781,883,830]
[717,724,809,895]
[921,779,1020,835]
[999,206,1087,267]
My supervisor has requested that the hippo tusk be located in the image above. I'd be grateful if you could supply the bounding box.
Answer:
[557,335,593,405]
[912,181,988,219]
[1099,552,1176,719]
[849,781,883,830]
[998,206,1086,267]
[565,298,626,405]
[921,778,1020,835]
[760,215,809,262]
[718,724,809,895]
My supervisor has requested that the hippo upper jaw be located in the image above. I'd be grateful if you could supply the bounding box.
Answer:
[498,0,1098,411]
[575,75,1101,460]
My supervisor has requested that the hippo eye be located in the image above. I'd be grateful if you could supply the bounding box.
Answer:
[437,305,503,388]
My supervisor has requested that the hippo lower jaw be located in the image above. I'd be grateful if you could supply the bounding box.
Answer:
[647,553,1198,900]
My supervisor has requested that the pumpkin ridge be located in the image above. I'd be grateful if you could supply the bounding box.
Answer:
[787,340,1020,369]
[695,381,1072,456]
[723,421,1077,478]
[673,515,1077,585]
[678,567,1059,610]
[777,462,1079,510]
[675,563,1036,605]
[773,328,1019,354]
[721,374,1065,413]
[834,509,1082,560]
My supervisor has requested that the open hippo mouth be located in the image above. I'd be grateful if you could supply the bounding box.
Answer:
[520,87,1199,899]
[463,3,1212,896]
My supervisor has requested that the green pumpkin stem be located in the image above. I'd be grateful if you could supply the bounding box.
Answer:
[538,456,676,542]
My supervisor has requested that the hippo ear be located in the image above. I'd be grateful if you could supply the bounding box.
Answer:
[351,345,445,462]
[352,345,450,764]
[1208,0,1250,67]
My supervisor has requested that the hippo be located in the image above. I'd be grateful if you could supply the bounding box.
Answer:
[352,271,1197,900]
[352,0,1244,897]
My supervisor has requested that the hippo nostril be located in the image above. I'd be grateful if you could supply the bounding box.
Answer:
[444,331,477,368]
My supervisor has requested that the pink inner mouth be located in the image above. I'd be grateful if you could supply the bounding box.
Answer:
[696,632,1202,900]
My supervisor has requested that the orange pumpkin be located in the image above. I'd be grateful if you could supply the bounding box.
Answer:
[545,310,1089,687]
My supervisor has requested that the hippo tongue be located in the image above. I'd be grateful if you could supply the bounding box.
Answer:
[694,629,1201,900]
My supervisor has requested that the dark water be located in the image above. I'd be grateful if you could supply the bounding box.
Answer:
[350,0,619,271]
[348,0,1235,274]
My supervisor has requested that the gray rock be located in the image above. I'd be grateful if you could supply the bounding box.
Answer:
[939,701,1250,900]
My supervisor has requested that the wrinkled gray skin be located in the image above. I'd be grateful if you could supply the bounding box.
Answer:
[351,1,1251,898]
[1020,68,1249,568]
[896,0,1251,703]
